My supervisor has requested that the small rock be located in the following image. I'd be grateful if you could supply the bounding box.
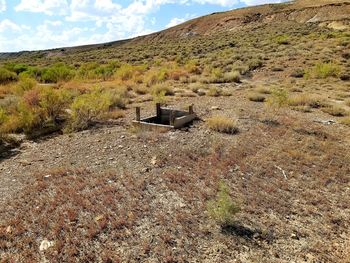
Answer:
[197,89,206,96]
[18,160,31,166]
[141,167,150,173]
[151,156,157,166]
[95,215,104,222]
[211,106,221,110]
[6,226,12,234]
[39,240,54,251]
[121,135,125,139]
[291,233,299,240]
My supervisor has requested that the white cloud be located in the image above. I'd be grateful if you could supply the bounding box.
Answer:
[166,17,187,28]
[195,0,238,6]
[15,0,69,15]
[0,0,6,12]
[166,14,197,28]
[241,0,286,6]
[0,19,25,32]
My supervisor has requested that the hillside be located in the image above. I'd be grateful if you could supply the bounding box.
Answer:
[1,0,350,262]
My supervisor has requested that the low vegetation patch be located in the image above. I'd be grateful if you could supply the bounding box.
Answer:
[322,105,348,117]
[288,94,326,108]
[306,63,341,79]
[248,93,266,102]
[267,87,289,108]
[207,181,240,226]
[207,116,239,134]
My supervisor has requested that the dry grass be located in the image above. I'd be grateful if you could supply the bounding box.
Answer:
[248,93,266,102]
[322,105,348,117]
[288,94,326,108]
[207,116,239,134]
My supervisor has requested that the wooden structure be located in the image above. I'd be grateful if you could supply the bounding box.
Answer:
[133,103,196,130]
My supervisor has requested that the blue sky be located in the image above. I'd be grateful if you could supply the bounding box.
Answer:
[0,0,287,52]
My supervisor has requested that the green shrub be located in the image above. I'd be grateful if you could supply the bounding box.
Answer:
[275,35,290,45]
[0,67,18,84]
[67,88,123,131]
[15,77,37,94]
[0,108,8,126]
[307,63,341,79]
[17,87,69,136]
[115,64,146,81]
[41,63,75,83]
[207,181,240,226]
[267,87,289,108]
[151,84,174,96]
[144,68,169,86]
[248,59,263,71]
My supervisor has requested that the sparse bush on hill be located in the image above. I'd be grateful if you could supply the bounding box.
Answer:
[288,94,326,108]
[248,59,263,71]
[207,86,221,97]
[306,63,341,79]
[66,88,127,131]
[322,105,348,117]
[275,34,290,45]
[115,64,146,81]
[207,116,239,134]
[267,87,289,108]
[0,67,18,84]
[151,84,174,96]
[41,63,75,83]
[0,87,69,136]
[290,69,305,78]
[15,76,37,94]
[223,71,241,83]
[207,181,240,226]
[248,93,266,102]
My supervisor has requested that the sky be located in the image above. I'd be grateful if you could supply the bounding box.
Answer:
[0,0,288,52]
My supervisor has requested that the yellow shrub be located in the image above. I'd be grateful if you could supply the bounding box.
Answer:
[207,116,239,134]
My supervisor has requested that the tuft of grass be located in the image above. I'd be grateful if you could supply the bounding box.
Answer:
[340,117,350,126]
[275,34,290,45]
[288,94,326,108]
[248,59,263,71]
[322,105,348,117]
[133,85,148,95]
[248,93,266,102]
[207,181,240,226]
[222,71,241,83]
[151,84,174,96]
[256,86,271,94]
[101,109,125,120]
[306,63,341,79]
[207,87,221,97]
[267,87,289,108]
[290,69,305,78]
[207,116,239,134]
[345,99,350,107]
